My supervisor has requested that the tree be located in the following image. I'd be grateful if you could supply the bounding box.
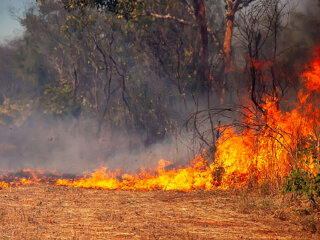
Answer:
[223,0,256,71]
[27,0,319,154]
[59,0,258,85]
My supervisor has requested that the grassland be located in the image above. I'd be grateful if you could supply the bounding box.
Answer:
[0,185,319,239]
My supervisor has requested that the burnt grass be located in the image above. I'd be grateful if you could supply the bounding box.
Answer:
[0,185,319,239]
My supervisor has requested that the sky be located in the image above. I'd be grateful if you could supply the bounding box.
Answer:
[0,0,35,44]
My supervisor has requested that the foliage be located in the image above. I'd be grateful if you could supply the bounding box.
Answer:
[42,81,80,118]
[283,145,320,203]
[60,0,143,19]
[0,0,318,149]
[0,99,33,127]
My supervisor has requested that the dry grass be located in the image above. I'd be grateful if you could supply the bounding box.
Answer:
[0,185,318,239]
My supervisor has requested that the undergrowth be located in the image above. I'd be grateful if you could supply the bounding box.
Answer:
[283,144,320,205]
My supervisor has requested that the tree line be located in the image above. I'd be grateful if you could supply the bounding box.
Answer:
[0,0,319,153]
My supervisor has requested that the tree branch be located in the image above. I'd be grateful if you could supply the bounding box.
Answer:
[131,12,222,51]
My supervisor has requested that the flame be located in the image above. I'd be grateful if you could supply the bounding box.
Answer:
[302,46,320,92]
[54,46,320,191]
[56,155,215,191]
[215,99,319,187]
[0,169,67,189]
[215,46,320,187]
[0,181,9,189]
[1,46,319,192]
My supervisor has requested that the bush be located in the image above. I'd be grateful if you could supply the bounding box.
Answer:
[42,81,81,118]
[283,145,320,204]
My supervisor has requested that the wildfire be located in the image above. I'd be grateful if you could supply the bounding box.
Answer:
[215,46,320,187]
[1,46,319,192]
[302,46,320,92]
[54,46,319,191]
[0,169,72,189]
[56,156,216,191]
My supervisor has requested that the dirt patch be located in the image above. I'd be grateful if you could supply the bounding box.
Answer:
[0,185,317,239]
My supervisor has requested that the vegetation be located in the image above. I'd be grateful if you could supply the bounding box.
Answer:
[0,186,319,238]
[0,0,320,194]
[283,145,320,204]
[1,2,320,237]
[0,0,317,143]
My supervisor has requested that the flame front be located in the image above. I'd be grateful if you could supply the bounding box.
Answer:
[56,156,215,191]
[1,47,319,192]
[55,46,320,191]
[0,169,63,189]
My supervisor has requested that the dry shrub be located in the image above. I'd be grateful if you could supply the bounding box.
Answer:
[239,194,257,214]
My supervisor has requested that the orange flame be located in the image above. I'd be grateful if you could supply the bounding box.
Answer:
[302,46,320,92]
[54,46,320,191]
[56,155,215,191]
[0,169,64,189]
[1,46,319,192]
[215,46,320,187]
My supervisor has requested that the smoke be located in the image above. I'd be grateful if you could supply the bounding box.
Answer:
[0,114,192,174]
[294,0,320,16]
[2,0,318,177]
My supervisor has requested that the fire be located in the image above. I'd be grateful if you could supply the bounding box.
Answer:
[1,46,319,192]
[0,169,69,189]
[55,46,320,191]
[0,181,9,189]
[56,156,215,191]
[302,46,320,92]
[215,46,320,187]
[0,169,39,189]
[215,98,319,187]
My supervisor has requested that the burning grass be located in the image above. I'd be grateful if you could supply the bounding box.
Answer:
[0,40,319,240]
[1,46,319,194]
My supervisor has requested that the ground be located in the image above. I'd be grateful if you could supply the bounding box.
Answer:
[0,185,318,239]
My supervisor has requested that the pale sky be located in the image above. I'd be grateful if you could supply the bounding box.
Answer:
[0,0,35,44]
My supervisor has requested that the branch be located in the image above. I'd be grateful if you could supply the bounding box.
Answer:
[149,12,192,25]
[132,11,193,25]
[233,0,243,13]
[131,11,222,51]
[236,0,257,11]
[179,0,196,20]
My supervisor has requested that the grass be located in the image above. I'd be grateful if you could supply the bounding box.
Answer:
[0,184,318,239]
[236,184,320,236]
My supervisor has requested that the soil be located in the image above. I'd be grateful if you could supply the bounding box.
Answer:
[0,185,318,239]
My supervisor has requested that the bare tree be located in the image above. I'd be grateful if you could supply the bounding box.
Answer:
[235,0,289,111]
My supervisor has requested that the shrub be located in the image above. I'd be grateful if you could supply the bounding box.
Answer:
[283,145,320,204]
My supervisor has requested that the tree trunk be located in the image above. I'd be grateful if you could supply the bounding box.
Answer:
[223,16,233,72]
[72,62,78,106]
[223,0,239,72]
[193,0,211,87]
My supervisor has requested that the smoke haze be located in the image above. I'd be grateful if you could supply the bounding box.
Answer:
[0,114,193,174]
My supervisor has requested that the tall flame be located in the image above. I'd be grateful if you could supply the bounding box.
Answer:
[1,46,319,192]
[55,46,320,191]
[215,46,320,187]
